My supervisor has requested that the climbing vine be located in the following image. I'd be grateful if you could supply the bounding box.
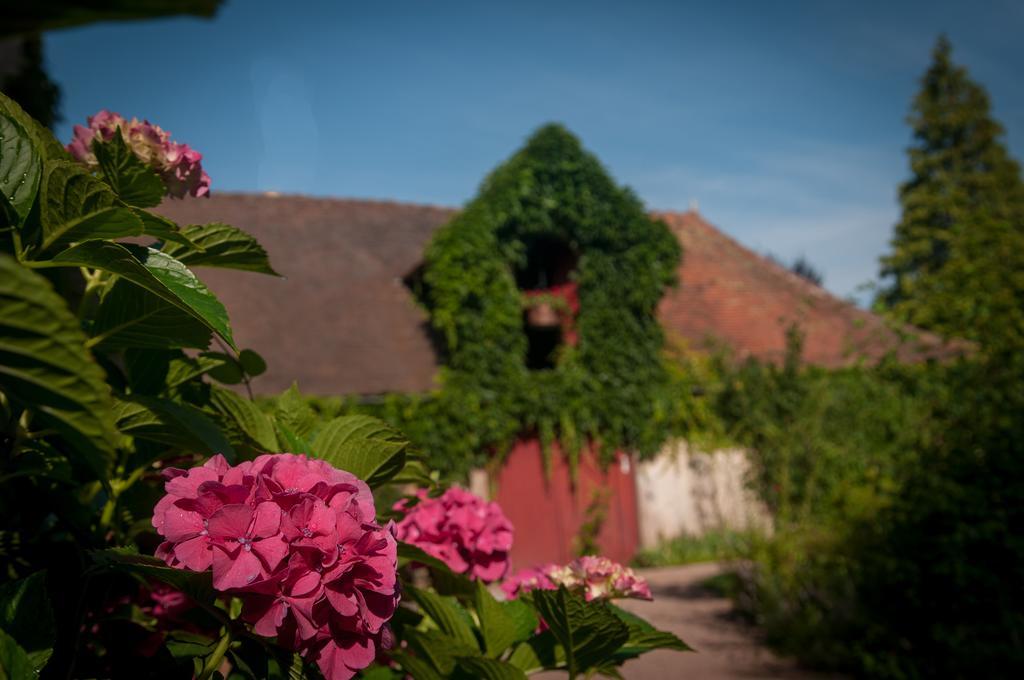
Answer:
[365,124,682,474]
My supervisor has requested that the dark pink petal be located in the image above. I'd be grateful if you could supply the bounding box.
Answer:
[253,534,289,572]
[207,504,253,540]
[161,506,204,542]
[251,501,282,538]
[289,569,322,598]
[325,586,359,617]
[247,597,289,637]
[316,633,378,680]
[173,535,213,571]
[165,466,218,498]
[202,454,230,474]
[472,555,508,582]
[155,541,176,566]
[213,545,263,589]
[151,494,176,531]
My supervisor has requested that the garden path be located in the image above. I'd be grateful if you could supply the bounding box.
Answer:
[541,562,839,679]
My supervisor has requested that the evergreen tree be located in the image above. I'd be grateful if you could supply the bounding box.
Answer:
[877,36,1024,349]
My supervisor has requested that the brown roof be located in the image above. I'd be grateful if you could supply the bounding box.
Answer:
[656,211,963,367]
[157,193,454,396]
[157,193,958,396]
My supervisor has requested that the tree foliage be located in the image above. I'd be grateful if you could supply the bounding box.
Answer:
[877,35,1024,350]
[725,39,1024,677]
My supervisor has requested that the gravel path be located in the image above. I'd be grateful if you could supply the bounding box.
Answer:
[540,562,837,679]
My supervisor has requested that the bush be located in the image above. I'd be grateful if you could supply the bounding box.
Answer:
[0,93,689,679]
[713,331,1024,678]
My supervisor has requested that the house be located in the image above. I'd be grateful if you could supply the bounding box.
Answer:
[157,194,954,396]
[157,192,957,564]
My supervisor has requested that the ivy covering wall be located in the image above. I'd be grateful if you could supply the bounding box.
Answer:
[315,124,682,476]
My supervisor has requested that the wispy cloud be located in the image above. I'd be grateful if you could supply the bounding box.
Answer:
[628,139,903,304]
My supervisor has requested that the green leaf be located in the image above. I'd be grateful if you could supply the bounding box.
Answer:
[166,353,230,389]
[162,222,279,275]
[0,571,54,672]
[207,385,278,451]
[49,241,235,348]
[389,650,443,680]
[273,383,317,439]
[286,652,308,680]
[91,279,213,349]
[506,632,562,674]
[165,630,217,659]
[474,581,537,657]
[90,548,216,607]
[0,91,68,162]
[202,351,244,384]
[273,422,310,455]
[124,348,172,395]
[607,603,691,660]
[32,161,192,254]
[0,254,118,480]
[92,133,165,208]
[397,541,476,600]
[398,540,474,599]
[359,663,403,680]
[37,160,132,252]
[2,443,72,484]
[238,349,266,377]
[408,586,479,650]
[455,657,527,680]
[388,457,436,487]
[530,586,629,677]
[132,208,197,247]
[114,395,234,460]
[404,628,479,676]
[0,186,15,228]
[310,415,407,487]
[0,627,35,680]
[0,113,41,224]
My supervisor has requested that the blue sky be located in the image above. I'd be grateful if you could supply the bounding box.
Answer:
[45,0,1024,303]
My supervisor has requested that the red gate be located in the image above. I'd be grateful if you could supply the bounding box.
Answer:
[493,438,639,570]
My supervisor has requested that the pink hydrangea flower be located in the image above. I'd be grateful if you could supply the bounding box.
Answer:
[503,555,652,602]
[500,564,559,600]
[152,453,399,680]
[67,109,211,199]
[394,487,513,582]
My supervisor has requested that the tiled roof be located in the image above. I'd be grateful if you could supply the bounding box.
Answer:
[156,194,960,396]
[157,193,454,396]
[656,211,963,367]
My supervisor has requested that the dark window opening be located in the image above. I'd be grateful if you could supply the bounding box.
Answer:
[525,323,562,370]
[516,236,579,370]
[514,237,578,290]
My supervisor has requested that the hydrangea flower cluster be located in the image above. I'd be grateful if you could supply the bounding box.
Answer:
[152,453,398,680]
[67,110,211,198]
[394,487,513,582]
[502,555,652,602]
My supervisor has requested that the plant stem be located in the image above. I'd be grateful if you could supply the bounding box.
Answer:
[198,628,232,680]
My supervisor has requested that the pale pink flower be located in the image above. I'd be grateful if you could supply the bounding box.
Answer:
[66,109,211,198]
[394,487,513,582]
[503,556,652,602]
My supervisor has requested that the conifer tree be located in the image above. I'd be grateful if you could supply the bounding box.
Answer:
[877,36,1024,349]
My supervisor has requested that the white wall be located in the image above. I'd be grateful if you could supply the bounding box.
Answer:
[635,440,770,548]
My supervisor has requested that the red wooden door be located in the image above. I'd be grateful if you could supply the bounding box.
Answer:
[494,438,639,570]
